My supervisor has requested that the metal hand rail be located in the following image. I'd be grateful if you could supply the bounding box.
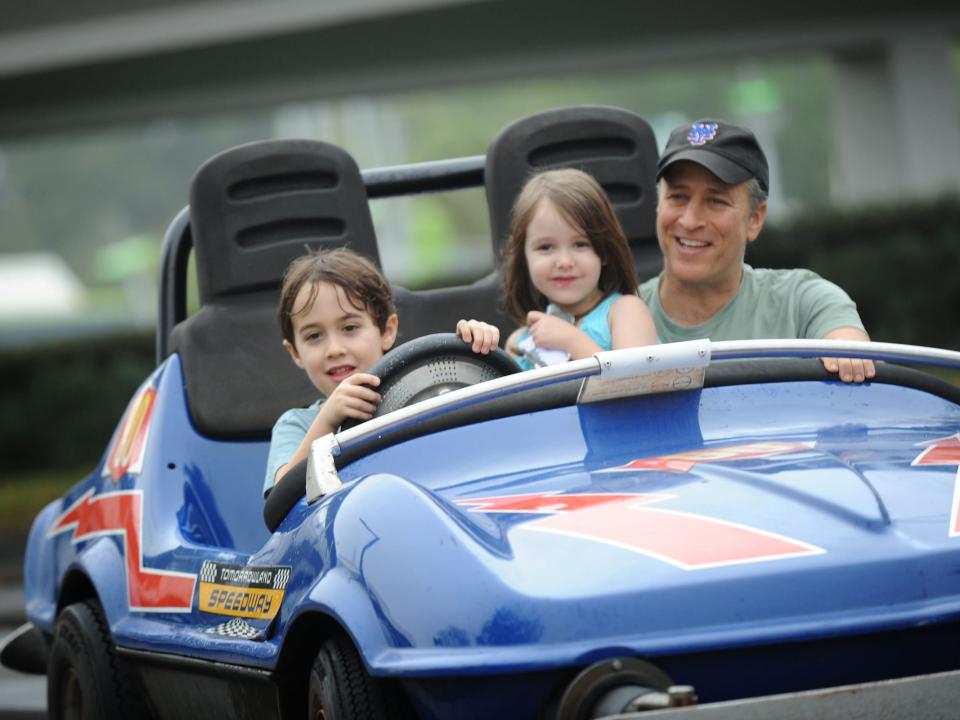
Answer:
[315,339,960,487]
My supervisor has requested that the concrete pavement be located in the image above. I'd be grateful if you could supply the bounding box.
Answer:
[0,586,46,719]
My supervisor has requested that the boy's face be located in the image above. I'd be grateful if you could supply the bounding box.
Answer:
[283,281,398,397]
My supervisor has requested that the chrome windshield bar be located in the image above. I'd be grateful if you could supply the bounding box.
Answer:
[332,339,708,460]
[711,339,960,369]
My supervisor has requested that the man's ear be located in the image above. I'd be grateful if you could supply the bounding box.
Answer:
[381,313,399,352]
[282,339,303,368]
[746,200,768,244]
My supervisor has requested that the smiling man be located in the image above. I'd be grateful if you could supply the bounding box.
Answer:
[638,119,875,383]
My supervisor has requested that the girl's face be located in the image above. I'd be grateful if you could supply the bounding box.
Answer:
[283,281,397,396]
[523,199,604,317]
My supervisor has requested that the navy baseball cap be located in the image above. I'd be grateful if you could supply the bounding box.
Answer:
[657,120,769,194]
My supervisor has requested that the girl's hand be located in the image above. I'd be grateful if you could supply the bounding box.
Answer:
[317,373,382,428]
[505,327,524,358]
[457,319,501,354]
[526,311,579,353]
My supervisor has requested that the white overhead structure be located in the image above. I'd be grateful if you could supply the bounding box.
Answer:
[1,0,958,204]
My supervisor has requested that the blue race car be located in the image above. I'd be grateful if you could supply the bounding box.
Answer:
[4,106,960,720]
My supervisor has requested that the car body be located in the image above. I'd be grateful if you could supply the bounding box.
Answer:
[4,107,960,720]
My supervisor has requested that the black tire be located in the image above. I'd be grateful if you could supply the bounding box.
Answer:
[47,600,150,720]
[308,634,411,720]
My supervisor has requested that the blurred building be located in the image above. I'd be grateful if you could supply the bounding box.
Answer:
[0,253,85,320]
[2,1,959,206]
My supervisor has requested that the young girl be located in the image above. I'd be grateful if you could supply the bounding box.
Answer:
[264,248,498,496]
[502,168,657,369]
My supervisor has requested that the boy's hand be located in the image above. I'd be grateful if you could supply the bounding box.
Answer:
[317,373,382,428]
[526,311,577,353]
[457,319,501,354]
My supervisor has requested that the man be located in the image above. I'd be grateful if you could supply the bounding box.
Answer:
[639,119,875,383]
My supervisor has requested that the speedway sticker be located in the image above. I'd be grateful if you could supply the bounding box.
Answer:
[197,561,291,620]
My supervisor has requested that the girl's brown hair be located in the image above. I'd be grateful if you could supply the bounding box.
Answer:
[501,168,638,324]
[278,248,395,343]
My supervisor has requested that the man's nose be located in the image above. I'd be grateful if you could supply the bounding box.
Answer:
[679,200,705,229]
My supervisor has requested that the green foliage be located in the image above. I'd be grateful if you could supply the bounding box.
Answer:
[749,195,960,350]
[0,332,155,474]
[0,469,81,532]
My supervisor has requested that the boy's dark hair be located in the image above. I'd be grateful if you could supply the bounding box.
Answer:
[501,168,638,324]
[278,248,395,343]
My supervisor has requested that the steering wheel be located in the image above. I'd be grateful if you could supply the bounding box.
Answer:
[339,333,520,431]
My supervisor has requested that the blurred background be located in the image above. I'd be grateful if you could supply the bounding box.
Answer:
[1,0,959,608]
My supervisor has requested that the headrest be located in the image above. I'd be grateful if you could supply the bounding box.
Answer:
[485,105,660,271]
[189,139,380,303]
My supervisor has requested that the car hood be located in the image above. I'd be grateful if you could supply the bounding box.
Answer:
[313,380,960,668]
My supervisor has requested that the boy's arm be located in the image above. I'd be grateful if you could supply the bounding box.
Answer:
[274,374,382,485]
[273,408,338,484]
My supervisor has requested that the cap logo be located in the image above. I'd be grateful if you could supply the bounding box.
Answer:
[687,122,719,146]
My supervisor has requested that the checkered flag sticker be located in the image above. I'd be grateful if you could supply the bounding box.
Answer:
[273,568,291,590]
[199,561,218,583]
[205,617,264,641]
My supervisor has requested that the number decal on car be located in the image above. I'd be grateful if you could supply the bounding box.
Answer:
[104,382,157,482]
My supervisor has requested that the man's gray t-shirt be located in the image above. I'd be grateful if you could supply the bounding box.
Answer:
[638,265,865,343]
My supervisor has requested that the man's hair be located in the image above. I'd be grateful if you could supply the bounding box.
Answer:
[746,178,768,214]
[501,168,638,324]
[278,248,395,344]
[657,173,768,214]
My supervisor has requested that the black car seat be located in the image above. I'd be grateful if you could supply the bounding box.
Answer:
[169,139,381,439]
[485,105,662,281]
[169,138,516,440]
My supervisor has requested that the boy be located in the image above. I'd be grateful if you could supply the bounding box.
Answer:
[264,248,498,496]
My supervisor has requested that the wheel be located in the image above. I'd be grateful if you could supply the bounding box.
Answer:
[47,600,149,720]
[308,634,410,720]
[340,332,520,431]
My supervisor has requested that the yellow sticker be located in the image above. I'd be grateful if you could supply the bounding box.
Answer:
[197,562,291,620]
[198,584,284,619]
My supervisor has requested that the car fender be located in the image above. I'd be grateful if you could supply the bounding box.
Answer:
[285,471,528,676]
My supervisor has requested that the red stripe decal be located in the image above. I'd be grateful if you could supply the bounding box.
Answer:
[460,492,822,570]
[913,434,960,536]
[50,490,196,612]
[606,441,816,473]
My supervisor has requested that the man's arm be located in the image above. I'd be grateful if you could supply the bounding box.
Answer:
[820,327,876,383]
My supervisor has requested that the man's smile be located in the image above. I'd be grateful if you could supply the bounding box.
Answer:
[676,237,710,249]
